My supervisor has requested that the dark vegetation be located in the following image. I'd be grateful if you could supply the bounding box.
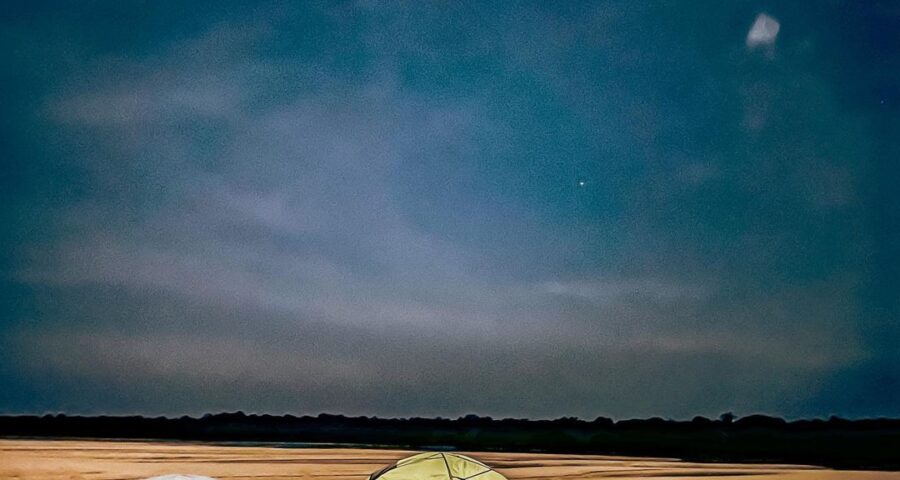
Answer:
[2,413,899,470]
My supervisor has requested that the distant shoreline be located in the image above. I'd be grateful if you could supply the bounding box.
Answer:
[2,413,899,470]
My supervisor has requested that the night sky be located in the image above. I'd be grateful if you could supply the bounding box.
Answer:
[2,1,898,419]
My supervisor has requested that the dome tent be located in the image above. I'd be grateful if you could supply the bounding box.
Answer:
[369,452,507,480]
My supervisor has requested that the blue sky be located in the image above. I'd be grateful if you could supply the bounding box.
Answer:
[1,1,898,418]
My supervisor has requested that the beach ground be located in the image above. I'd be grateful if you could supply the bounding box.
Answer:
[1,439,898,480]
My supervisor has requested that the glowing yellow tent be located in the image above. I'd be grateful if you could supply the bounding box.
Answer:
[369,452,507,480]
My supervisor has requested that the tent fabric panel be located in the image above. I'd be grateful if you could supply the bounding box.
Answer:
[445,454,489,478]
[376,457,450,480]
[447,454,489,468]
[396,452,443,466]
[465,470,507,480]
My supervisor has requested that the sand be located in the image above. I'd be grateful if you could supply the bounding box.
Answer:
[1,439,898,480]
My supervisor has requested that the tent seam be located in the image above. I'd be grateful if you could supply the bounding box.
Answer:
[440,452,453,480]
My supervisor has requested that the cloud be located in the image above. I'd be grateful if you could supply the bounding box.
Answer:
[5,281,862,418]
[746,13,780,49]
[3,1,896,419]
[541,278,708,303]
[49,82,240,126]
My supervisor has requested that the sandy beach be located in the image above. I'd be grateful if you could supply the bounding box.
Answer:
[1,439,898,480]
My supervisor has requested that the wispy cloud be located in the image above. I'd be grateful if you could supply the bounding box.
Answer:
[746,13,780,49]
[3,1,893,418]
[541,278,708,303]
